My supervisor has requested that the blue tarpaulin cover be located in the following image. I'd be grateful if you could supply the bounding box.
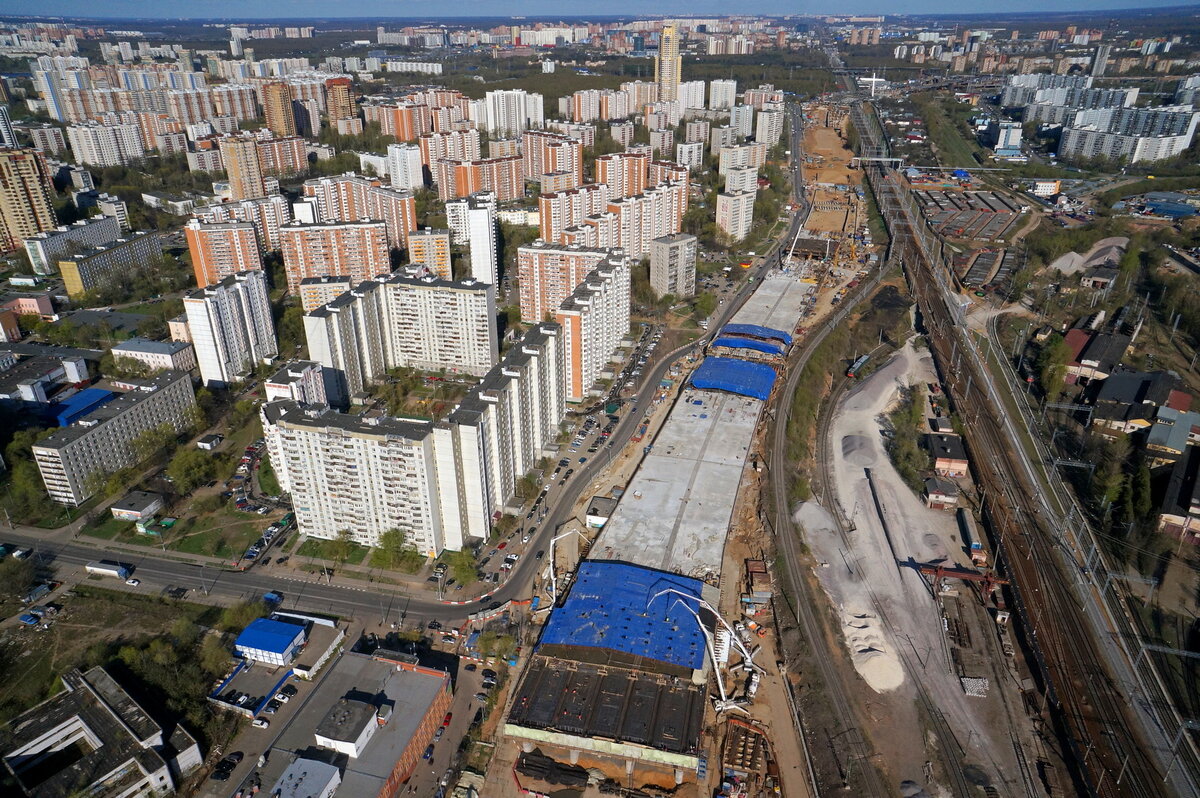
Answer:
[539,561,708,670]
[690,357,777,400]
[711,336,785,355]
[720,323,792,345]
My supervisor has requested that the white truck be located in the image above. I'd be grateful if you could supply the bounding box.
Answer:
[85,560,132,580]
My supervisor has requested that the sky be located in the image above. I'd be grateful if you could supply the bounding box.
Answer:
[1,0,1193,19]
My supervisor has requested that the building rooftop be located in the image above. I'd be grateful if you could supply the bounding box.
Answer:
[263,652,448,797]
[235,617,307,655]
[111,338,191,356]
[315,698,377,743]
[539,561,709,673]
[728,269,815,335]
[1,667,180,798]
[111,491,162,515]
[506,657,704,756]
[33,372,192,451]
[263,401,434,442]
[590,388,760,581]
[1093,370,1188,410]
[53,388,115,427]
[926,433,968,462]
[269,758,341,798]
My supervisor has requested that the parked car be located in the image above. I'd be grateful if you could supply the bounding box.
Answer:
[252,718,269,728]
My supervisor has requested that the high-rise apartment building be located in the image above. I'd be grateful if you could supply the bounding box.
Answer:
[59,231,162,298]
[522,130,583,188]
[220,134,307,200]
[742,85,784,110]
[676,142,705,171]
[755,109,785,146]
[730,104,754,138]
[301,173,416,251]
[595,151,648,200]
[262,81,297,137]
[518,241,612,323]
[324,77,356,122]
[279,220,391,292]
[298,275,353,313]
[387,143,424,190]
[23,216,121,275]
[185,219,263,287]
[602,181,688,259]
[32,371,197,505]
[418,129,481,171]
[446,193,498,284]
[432,156,524,202]
[677,81,705,110]
[538,184,610,245]
[304,266,498,400]
[684,119,711,144]
[709,79,738,110]
[655,25,682,102]
[649,232,697,299]
[484,89,545,136]
[193,194,292,250]
[0,107,16,149]
[725,166,758,194]
[184,270,278,387]
[717,191,756,242]
[555,257,631,402]
[65,122,145,167]
[406,229,452,279]
[718,141,768,174]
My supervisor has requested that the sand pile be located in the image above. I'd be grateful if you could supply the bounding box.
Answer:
[841,434,875,467]
[842,607,905,692]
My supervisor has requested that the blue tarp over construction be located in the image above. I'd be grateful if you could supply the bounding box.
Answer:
[539,561,707,670]
[721,323,792,345]
[711,336,785,356]
[690,357,776,401]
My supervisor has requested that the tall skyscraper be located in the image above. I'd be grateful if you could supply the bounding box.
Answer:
[184,270,278,387]
[220,136,266,201]
[1093,44,1112,78]
[446,193,498,285]
[0,148,57,252]
[387,143,424,191]
[0,106,17,148]
[262,82,297,137]
[655,24,682,102]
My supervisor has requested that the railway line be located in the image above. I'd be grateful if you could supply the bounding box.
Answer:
[847,91,1181,794]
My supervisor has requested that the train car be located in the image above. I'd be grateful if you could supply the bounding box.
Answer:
[846,354,870,378]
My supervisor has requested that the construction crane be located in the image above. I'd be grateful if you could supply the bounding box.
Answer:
[910,561,1010,604]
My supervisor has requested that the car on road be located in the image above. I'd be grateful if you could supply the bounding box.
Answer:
[263,700,280,714]
[464,663,477,671]
[481,669,497,679]
[427,620,442,630]
[434,727,445,740]
[252,718,270,728]
[535,550,545,560]
[125,578,140,586]
[442,712,453,727]
[274,692,290,703]
[474,692,489,701]
[497,542,507,550]
[423,744,435,760]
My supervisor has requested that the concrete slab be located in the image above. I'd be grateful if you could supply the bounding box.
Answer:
[729,270,816,337]
[590,389,761,581]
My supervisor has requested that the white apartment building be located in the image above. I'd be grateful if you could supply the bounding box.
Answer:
[32,371,197,505]
[675,141,705,171]
[677,80,706,110]
[265,360,327,404]
[304,267,498,402]
[261,402,464,554]
[555,257,631,402]
[755,109,785,146]
[263,323,563,553]
[445,192,498,284]
[184,270,278,388]
[730,104,754,138]
[448,323,565,526]
[649,232,697,299]
[484,89,545,137]
[110,338,198,374]
[386,143,424,190]
[718,141,768,174]
[66,122,145,167]
[23,216,121,275]
[1058,105,1200,163]
[725,165,758,193]
[649,128,674,156]
[710,125,738,154]
[717,191,756,242]
[709,79,738,110]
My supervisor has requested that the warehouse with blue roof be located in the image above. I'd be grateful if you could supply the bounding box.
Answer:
[235,617,308,666]
[690,356,777,400]
[538,561,711,674]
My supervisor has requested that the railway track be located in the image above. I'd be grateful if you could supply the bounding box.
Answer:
[871,163,1172,797]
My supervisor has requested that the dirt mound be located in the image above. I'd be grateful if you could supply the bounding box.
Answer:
[841,435,875,466]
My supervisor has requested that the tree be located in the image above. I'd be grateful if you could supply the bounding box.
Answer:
[1131,464,1153,522]
[1036,333,1071,400]
[0,557,37,598]
[446,550,478,587]
[693,293,717,319]
[130,422,177,466]
[218,600,269,632]
[166,447,218,494]
[330,530,356,565]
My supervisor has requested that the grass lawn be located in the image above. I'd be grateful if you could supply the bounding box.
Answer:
[81,514,158,547]
[257,457,281,496]
[296,537,370,565]
[165,507,267,559]
[0,585,219,725]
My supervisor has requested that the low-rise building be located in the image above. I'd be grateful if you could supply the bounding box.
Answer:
[111,490,164,521]
[22,216,122,276]
[235,617,308,666]
[926,433,969,477]
[58,231,162,298]
[1,667,201,798]
[111,338,198,375]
